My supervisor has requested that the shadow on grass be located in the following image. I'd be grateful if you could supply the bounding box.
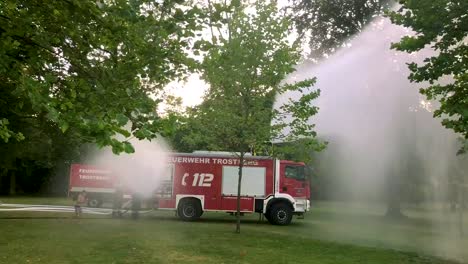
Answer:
[310,209,441,229]
[1,207,441,230]
[0,210,420,227]
[0,215,292,229]
[0,213,278,226]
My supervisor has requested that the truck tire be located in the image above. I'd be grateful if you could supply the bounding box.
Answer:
[88,197,102,208]
[269,203,293,225]
[177,199,202,221]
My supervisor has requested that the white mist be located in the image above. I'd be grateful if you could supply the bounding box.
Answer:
[280,16,465,261]
[88,138,171,199]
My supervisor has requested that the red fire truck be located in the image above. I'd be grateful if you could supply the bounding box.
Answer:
[69,152,311,225]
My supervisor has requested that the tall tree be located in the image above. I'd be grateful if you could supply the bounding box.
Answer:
[290,0,393,60]
[0,0,203,192]
[190,1,324,233]
[0,0,201,152]
[388,0,468,154]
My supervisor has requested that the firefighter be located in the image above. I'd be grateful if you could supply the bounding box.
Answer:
[131,193,141,219]
[74,190,88,217]
[112,186,124,218]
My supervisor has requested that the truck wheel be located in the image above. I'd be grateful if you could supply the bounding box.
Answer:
[178,199,202,221]
[88,198,102,208]
[269,203,293,225]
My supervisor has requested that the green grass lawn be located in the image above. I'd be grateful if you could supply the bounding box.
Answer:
[1,197,467,264]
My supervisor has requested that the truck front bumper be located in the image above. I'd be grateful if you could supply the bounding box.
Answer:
[294,198,310,213]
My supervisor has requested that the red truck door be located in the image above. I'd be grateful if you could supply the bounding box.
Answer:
[279,162,307,198]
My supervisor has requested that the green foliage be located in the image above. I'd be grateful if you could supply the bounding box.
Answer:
[0,118,24,142]
[186,1,324,155]
[0,0,203,193]
[273,138,326,164]
[388,0,468,148]
[291,0,393,59]
[0,0,202,153]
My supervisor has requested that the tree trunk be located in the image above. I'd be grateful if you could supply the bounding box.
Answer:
[9,170,16,195]
[385,174,405,219]
[236,152,245,234]
[458,184,464,237]
[386,196,404,218]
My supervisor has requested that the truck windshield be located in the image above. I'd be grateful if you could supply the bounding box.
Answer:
[285,165,305,181]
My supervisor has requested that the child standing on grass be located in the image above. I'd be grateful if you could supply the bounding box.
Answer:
[74,190,88,217]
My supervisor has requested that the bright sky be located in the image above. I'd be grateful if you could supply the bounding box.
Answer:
[168,74,207,107]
